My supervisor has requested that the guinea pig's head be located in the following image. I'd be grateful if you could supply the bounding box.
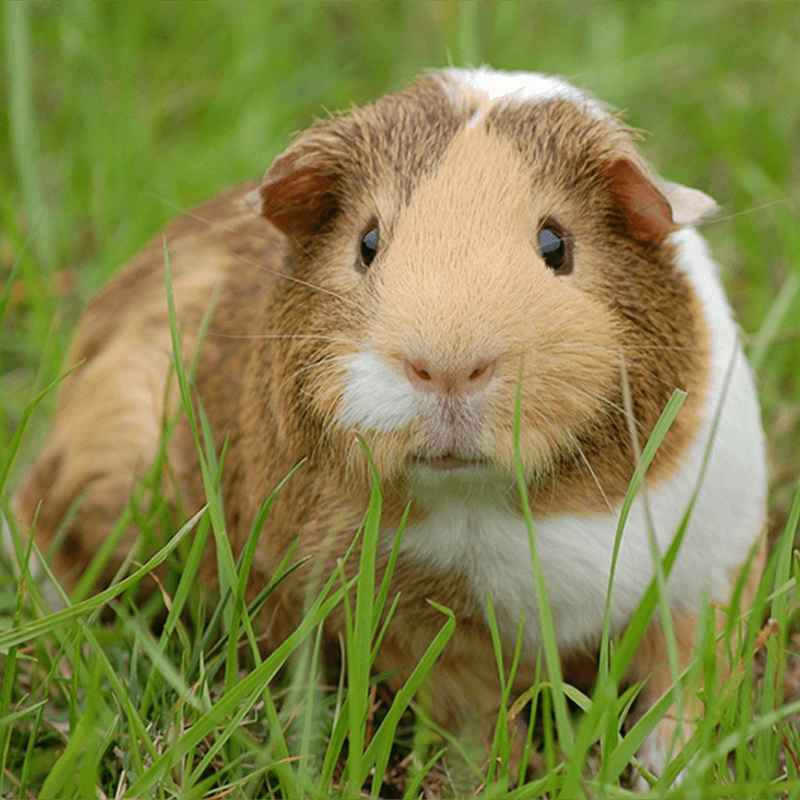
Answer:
[258,68,717,511]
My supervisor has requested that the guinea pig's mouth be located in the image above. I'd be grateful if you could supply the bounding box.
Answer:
[410,453,489,472]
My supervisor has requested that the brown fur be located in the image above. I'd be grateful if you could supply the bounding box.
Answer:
[13,71,754,784]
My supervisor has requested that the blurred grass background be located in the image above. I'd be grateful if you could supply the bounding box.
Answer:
[1,3,799,796]
[1,0,798,505]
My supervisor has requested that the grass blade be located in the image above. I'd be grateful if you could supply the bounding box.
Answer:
[512,369,573,754]
[0,507,204,651]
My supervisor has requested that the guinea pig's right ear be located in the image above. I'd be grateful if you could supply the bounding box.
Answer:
[257,133,341,239]
[658,179,720,227]
[603,157,719,244]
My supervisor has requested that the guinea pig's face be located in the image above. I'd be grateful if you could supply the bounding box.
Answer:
[260,70,712,508]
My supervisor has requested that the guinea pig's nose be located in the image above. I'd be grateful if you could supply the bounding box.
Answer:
[404,358,496,395]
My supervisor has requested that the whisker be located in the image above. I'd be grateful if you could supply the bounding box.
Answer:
[568,431,614,514]
[207,332,358,346]
[698,199,793,228]
[543,342,705,355]
[528,373,647,432]
[150,189,274,244]
[290,354,350,381]
[233,249,359,311]
[535,345,704,396]
[282,357,352,407]
[152,193,361,311]
[312,390,350,456]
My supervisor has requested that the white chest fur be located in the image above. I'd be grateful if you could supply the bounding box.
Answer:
[397,230,767,651]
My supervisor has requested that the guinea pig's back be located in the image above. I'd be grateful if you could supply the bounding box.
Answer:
[68,183,278,368]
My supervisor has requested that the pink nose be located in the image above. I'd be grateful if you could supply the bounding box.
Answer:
[404,358,496,395]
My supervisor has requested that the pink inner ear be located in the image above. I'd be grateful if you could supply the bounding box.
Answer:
[259,155,337,239]
[603,158,677,244]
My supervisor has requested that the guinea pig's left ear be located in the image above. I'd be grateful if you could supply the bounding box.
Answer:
[603,158,718,244]
[256,133,341,239]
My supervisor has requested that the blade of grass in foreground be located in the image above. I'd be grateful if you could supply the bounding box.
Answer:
[221,457,301,692]
[758,480,800,776]
[512,369,574,754]
[691,698,800,778]
[485,601,527,789]
[597,343,764,787]
[162,244,250,776]
[347,441,382,793]
[0,509,35,797]
[611,337,741,687]
[39,657,120,800]
[70,506,134,602]
[598,389,687,674]
[0,363,81,497]
[0,507,204,651]
[769,480,799,633]
[125,569,356,797]
[402,746,447,800]
[373,501,409,642]
[0,701,47,729]
[0,235,23,327]
[563,389,687,794]
[137,513,211,717]
[366,601,455,799]
[6,522,161,773]
[162,241,240,639]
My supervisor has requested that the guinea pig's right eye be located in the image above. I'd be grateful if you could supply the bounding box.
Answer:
[537,221,573,275]
[359,224,380,270]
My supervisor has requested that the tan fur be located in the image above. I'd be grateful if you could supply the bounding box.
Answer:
[13,72,754,786]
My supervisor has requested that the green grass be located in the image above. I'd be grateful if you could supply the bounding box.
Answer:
[1,2,799,798]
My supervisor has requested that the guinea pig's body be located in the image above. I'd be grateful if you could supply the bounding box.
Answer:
[14,68,767,779]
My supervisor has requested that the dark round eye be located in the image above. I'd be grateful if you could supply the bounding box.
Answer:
[359,225,379,270]
[538,225,571,274]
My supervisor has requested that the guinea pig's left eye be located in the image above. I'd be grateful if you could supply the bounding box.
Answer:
[359,224,380,271]
[537,223,572,275]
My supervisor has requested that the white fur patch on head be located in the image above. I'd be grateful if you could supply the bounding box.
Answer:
[337,351,419,433]
[442,66,607,121]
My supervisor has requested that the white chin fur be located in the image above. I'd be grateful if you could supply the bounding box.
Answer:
[337,351,420,433]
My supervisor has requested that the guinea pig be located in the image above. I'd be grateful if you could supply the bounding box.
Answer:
[14,66,767,782]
